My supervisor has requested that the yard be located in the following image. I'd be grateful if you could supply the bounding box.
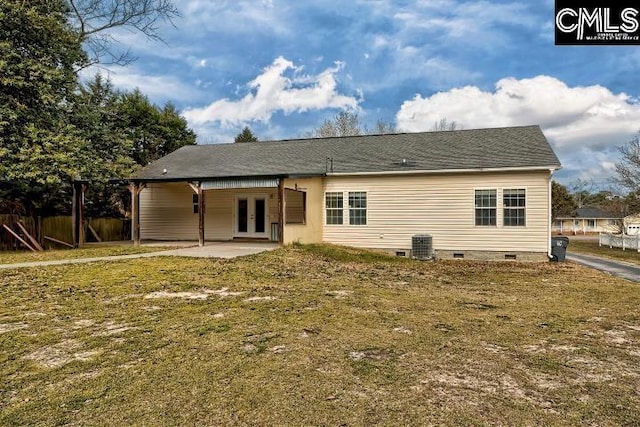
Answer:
[1,245,639,426]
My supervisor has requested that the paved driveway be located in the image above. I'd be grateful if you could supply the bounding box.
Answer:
[566,252,640,283]
[0,242,279,270]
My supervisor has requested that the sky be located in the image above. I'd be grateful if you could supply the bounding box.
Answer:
[90,0,640,187]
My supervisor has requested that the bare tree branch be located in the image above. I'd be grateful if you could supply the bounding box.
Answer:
[67,0,180,67]
[431,118,461,131]
[614,132,640,192]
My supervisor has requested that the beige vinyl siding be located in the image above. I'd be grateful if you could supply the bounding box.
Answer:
[140,182,198,240]
[204,190,233,240]
[322,171,551,253]
[140,183,278,241]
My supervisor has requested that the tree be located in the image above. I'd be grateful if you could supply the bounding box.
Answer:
[307,111,396,138]
[70,74,136,217]
[0,0,88,215]
[155,102,197,156]
[234,126,258,143]
[551,181,576,219]
[116,89,195,166]
[569,178,596,208]
[68,0,180,67]
[431,118,460,131]
[369,119,397,135]
[614,132,640,192]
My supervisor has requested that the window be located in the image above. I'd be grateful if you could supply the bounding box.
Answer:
[349,192,367,225]
[587,219,596,230]
[325,192,343,225]
[192,194,199,214]
[503,189,526,226]
[475,189,496,226]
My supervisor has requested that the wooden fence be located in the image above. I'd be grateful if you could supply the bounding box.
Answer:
[0,215,129,251]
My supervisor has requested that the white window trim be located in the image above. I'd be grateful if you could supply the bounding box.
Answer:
[324,191,344,226]
[348,191,368,226]
[474,187,529,228]
[503,188,527,227]
[474,188,497,227]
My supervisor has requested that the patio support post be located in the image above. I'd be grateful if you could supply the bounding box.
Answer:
[131,182,143,246]
[278,179,285,244]
[72,180,88,248]
[198,183,205,247]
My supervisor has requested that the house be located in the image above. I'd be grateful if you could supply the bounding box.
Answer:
[553,207,621,235]
[129,125,561,261]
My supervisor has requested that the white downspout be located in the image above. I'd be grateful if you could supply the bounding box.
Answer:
[548,170,553,259]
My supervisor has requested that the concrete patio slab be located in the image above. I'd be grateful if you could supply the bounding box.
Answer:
[159,242,280,259]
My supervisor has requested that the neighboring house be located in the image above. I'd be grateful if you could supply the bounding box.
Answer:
[130,125,561,261]
[553,207,621,235]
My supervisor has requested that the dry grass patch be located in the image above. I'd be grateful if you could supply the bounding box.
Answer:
[0,244,177,265]
[1,244,640,426]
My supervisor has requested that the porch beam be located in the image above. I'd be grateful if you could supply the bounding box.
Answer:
[198,183,205,247]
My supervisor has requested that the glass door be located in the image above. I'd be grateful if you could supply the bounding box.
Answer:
[235,195,268,238]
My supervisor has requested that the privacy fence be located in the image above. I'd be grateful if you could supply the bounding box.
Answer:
[0,215,129,251]
[599,233,640,252]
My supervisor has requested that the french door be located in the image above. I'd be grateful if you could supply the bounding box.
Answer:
[235,195,268,238]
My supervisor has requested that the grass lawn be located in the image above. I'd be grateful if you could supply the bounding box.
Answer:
[568,239,640,265]
[1,244,640,426]
[0,244,178,265]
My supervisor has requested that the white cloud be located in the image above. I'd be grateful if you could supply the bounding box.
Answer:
[182,0,290,36]
[183,56,359,126]
[397,75,640,147]
[396,75,640,182]
[80,66,199,103]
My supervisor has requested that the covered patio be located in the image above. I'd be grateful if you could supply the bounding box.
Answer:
[129,176,320,247]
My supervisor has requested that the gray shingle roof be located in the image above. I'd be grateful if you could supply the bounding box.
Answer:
[575,207,609,218]
[132,125,561,181]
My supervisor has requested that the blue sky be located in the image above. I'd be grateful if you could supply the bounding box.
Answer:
[91,0,640,187]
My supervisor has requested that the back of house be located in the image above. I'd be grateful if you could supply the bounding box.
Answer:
[130,125,561,261]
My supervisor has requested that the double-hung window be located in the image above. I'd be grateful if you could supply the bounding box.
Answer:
[475,189,496,226]
[348,192,367,225]
[325,192,343,225]
[503,189,526,226]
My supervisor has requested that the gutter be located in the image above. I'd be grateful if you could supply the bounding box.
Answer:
[327,165,562,177]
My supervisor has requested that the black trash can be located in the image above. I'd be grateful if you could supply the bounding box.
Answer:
[550,236,569,261]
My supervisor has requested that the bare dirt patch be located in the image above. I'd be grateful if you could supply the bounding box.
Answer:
[24,339,101,368]
[0,322,28,334]
[144,287,244,300]
[243,296,277,302]
[93,321,134,336]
